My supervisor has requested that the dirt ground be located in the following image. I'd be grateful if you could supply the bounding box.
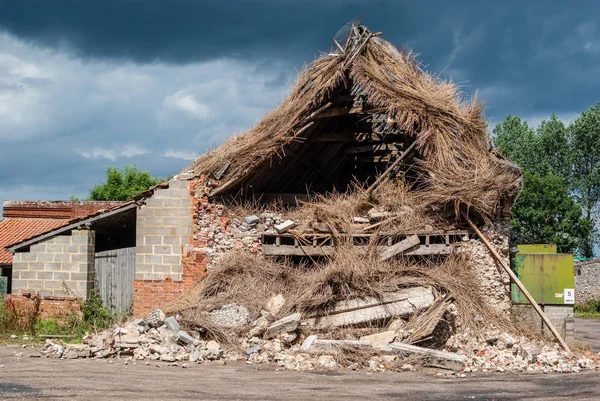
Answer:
[0,346,599,401]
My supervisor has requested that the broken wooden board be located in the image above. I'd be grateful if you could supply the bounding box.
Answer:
[388,342,467,370]
[304,287,434,330]
[379,234,421,261]
[406,298,453,344]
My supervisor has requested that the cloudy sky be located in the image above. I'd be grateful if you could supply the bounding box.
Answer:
[1,0,599,209]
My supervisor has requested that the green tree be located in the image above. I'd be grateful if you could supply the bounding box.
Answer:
[89,166,164,201]
[569,103,600,257]
[493,115,592,255]
[510,171,592,253]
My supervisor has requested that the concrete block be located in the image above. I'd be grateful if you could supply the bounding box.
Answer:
[44,263,62,272]
[71,236,89,245]
[145,255,162,264]
[135,226,154,237]
[136,245,153,254]
[54,254,70,262]
[70,254,89,263]
[28,280,43,289]
[20,271,37,279]
[360,331,396,346]
[162,217,182,226]
[12,253,21,262]
[152,227,176,236]
[177,330,194,344]
[274,220,296,234]
[162,255,180,265]
[152,189,170,199]
[265,313,301,339]
[168,180,189,190]
[163,236,182,246]
[144,217,163,227]
[165,316,180,332]
[37,253,54,262]
[174,226,192,236]
[11,279,28,290]
[162,199,183,208]
[21,253,38,262]
[53,272,70,281]
[30,243,47,253]
[28,262,45,271]
[144,236,163,245]
[136,264,152,275]
[152,265,172,274]
[53,236,73,245]
[44,280,61,289]
[36,271,53,280]
[168,189,190,199]
[153,245,173,255]
[168,208,191,217]
[60,263,79,272]
[70,272,89,281]
[46,245,64,252]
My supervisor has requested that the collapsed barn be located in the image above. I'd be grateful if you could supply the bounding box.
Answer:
[17,25,597,372]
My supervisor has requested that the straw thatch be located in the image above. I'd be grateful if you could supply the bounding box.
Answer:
[187,25,522,222]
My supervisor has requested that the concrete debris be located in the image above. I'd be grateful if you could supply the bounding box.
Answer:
[164,316,180,332]
[274,220,296,234]
[360,331,396,346]
[265,313,301,339]
[209,304,249,328]
[147,309,166,328]
[388,342,467,371]
[264,294,286,317]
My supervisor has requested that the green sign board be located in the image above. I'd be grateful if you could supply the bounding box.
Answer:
[511,253,574,305]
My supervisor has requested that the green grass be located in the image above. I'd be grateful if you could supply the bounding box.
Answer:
[575,311,600,319]
[574,299,600,319]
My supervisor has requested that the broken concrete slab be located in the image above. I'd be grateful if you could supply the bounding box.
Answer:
[274,220,296,234]
[360,331,396,346]
[265,313,301,339]
[305,287,434,330]
[165,316,180,332]
[388,342,467,370]
[311,340,373,352]
[300,335,318,351]
[177,331,194,345]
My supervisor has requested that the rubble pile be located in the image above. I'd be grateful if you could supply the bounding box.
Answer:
[40,304,600,375]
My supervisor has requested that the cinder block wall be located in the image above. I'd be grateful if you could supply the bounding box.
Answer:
[10,230,95,299]
[511,304,575,342]
[133,180,194,315]
[575,261,600,303]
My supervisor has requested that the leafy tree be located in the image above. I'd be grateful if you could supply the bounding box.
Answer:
[493,115,592,255]
[569,104,600,257]
[510,171,592,253]
[89,165,164,201]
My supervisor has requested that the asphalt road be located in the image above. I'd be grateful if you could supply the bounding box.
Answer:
[1,346,600,401]
[575,317,600,352]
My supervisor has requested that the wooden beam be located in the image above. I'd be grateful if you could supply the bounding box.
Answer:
[261,243,450,257]
[379,234,421,261]
[365,140,418,195]
[346,144,401,154]
[306,105,366,120]
[309,132,405,143]
[461,212,571,353]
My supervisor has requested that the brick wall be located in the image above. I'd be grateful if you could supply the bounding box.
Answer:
[133,179,194,315]
[575,261,600,303]
[10,230,95,299]
[4,294,81,320]
[511,304,574,342]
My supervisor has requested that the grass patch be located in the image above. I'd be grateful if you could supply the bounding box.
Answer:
[574,299,600,319]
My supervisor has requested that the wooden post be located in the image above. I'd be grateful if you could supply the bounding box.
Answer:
[365,141,417,195]
[462,213,571,353]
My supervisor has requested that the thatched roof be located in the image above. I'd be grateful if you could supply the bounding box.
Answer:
[187,25,522,221]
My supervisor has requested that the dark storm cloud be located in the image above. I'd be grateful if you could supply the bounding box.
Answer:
[1,0,600,209]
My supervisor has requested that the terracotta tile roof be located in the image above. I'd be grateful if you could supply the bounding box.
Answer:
[0,218,66,264]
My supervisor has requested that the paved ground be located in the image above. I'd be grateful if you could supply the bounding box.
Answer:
[575,317,600,352]
[1,347,600,401]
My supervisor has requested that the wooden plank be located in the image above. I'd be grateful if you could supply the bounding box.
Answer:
[306,105,366,120]
[462,213,571,353]
[379,234,421,261]
[261,243,450,257]
[95,246,135,315]
[346,144,400,154]
[388,342,467,370]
